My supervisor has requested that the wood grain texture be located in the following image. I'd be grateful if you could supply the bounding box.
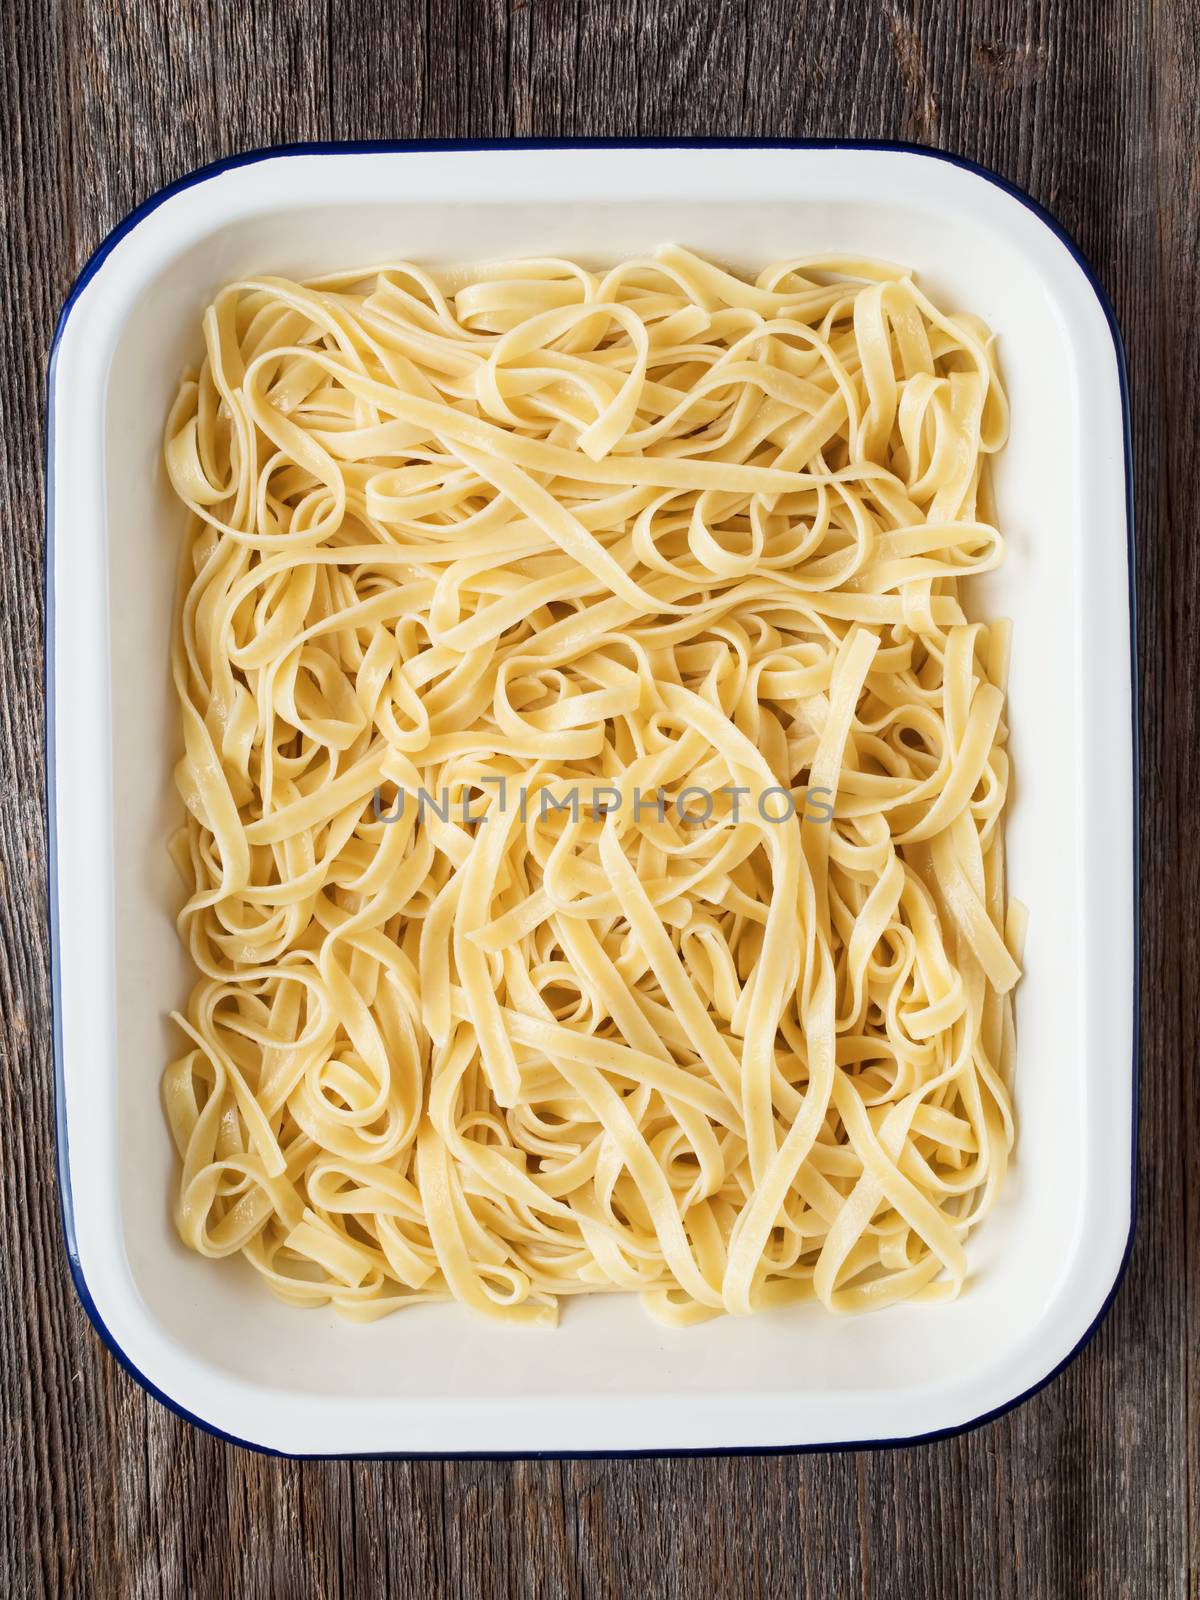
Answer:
[2,0,1194,1595]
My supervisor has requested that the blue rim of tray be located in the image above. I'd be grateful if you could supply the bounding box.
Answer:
[44,136,1140,1460]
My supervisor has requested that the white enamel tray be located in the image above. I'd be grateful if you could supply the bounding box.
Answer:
[46,142,1136,1456]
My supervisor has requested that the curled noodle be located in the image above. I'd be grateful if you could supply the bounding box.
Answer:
[162,246,1022,1326]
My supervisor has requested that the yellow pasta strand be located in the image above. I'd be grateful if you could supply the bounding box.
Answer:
[163,247,1020,1325]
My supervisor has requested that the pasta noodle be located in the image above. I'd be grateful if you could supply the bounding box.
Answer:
[161,245,1023,1326]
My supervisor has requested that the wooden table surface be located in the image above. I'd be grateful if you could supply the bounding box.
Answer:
[3,2,1196,1595]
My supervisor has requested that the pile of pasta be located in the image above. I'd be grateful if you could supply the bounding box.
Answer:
[162,245,1023,1325]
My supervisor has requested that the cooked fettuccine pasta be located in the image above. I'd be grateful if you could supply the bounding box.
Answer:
[162,245,1023,1326]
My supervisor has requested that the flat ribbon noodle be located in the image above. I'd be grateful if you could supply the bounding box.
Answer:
[163,247,1021,1324]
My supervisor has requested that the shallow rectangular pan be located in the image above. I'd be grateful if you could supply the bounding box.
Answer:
[47,141,1136,1456]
